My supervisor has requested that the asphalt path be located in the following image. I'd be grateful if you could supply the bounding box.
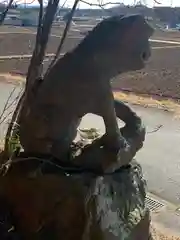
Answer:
[0,81,180,206]
[80,107,180,206]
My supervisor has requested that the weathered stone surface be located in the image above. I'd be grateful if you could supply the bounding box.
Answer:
[19,14,153,165]
[0,88,148,239]
[0,14,152,240]
[82,160,149,240]
[0,158,149,239]
[72,117,145,173]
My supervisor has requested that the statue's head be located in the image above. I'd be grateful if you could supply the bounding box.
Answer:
[75,14,154,78]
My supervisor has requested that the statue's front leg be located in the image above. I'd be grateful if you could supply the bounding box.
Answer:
[114,99,145,141]
[95,87,145,172]
[88,82,125,150]
[114,99,141,127]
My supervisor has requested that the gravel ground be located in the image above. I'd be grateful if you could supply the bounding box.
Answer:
[112,47,180,99]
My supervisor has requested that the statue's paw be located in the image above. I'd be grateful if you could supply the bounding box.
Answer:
[120,121,146,142]
[120,122,145,153]
[103,141,132,173]
[102,134,128,152]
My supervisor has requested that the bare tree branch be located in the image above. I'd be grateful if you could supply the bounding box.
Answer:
[0,88,23,126]
[4,91,24,158]
[25,0,60,93]
[147,124,163,134]
[25,0,44,93]
[24,0,36,4]
[0,110,14,126]
[96,0,114,13]
[0,0,14,25]
[80,0,123,7]
[0,87,16,122]
[3,0,61,158]
[45,0,80,75]
[14,0,36,5]
[2,0,45,157]
[80,0,161,7]
[154,0,161,4]
[38,0,60,68]
[56,0,69,17]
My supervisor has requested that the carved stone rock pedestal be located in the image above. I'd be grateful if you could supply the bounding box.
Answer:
[0,158,150,240]
[82,160,151,240]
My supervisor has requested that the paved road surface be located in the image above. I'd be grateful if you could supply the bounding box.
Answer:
[0,82,23,140]
[80,107,180,206]
[0,82,180,206]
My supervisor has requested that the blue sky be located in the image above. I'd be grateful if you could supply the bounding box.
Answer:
[2,0,180,8]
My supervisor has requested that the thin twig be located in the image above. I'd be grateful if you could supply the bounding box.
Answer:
[0,110,14,125]
[147,124,163,134]
[0,86,16,122]
[96,0,114,14]
[0,96,21,122]
[14,0,36,4]
[25,0,60,94]
[4,91,24,157]
[0,89,23,125]
[0,0,14,25]
[81,0,161,7]
[57,0,69,15]
[3,0,60,158]
[45,0,80,75]
[3,88,23,113]
[153,0,161,4]
[80,0,122,7]
[25,0,44,93]
[23,0,36,4]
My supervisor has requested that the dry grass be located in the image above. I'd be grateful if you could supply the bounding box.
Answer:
[0,73,25,85]
[1,73,180,116]
[114,91,180,118]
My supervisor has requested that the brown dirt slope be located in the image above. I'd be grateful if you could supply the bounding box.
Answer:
[0,33,79,56]
[112,47,180,100]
